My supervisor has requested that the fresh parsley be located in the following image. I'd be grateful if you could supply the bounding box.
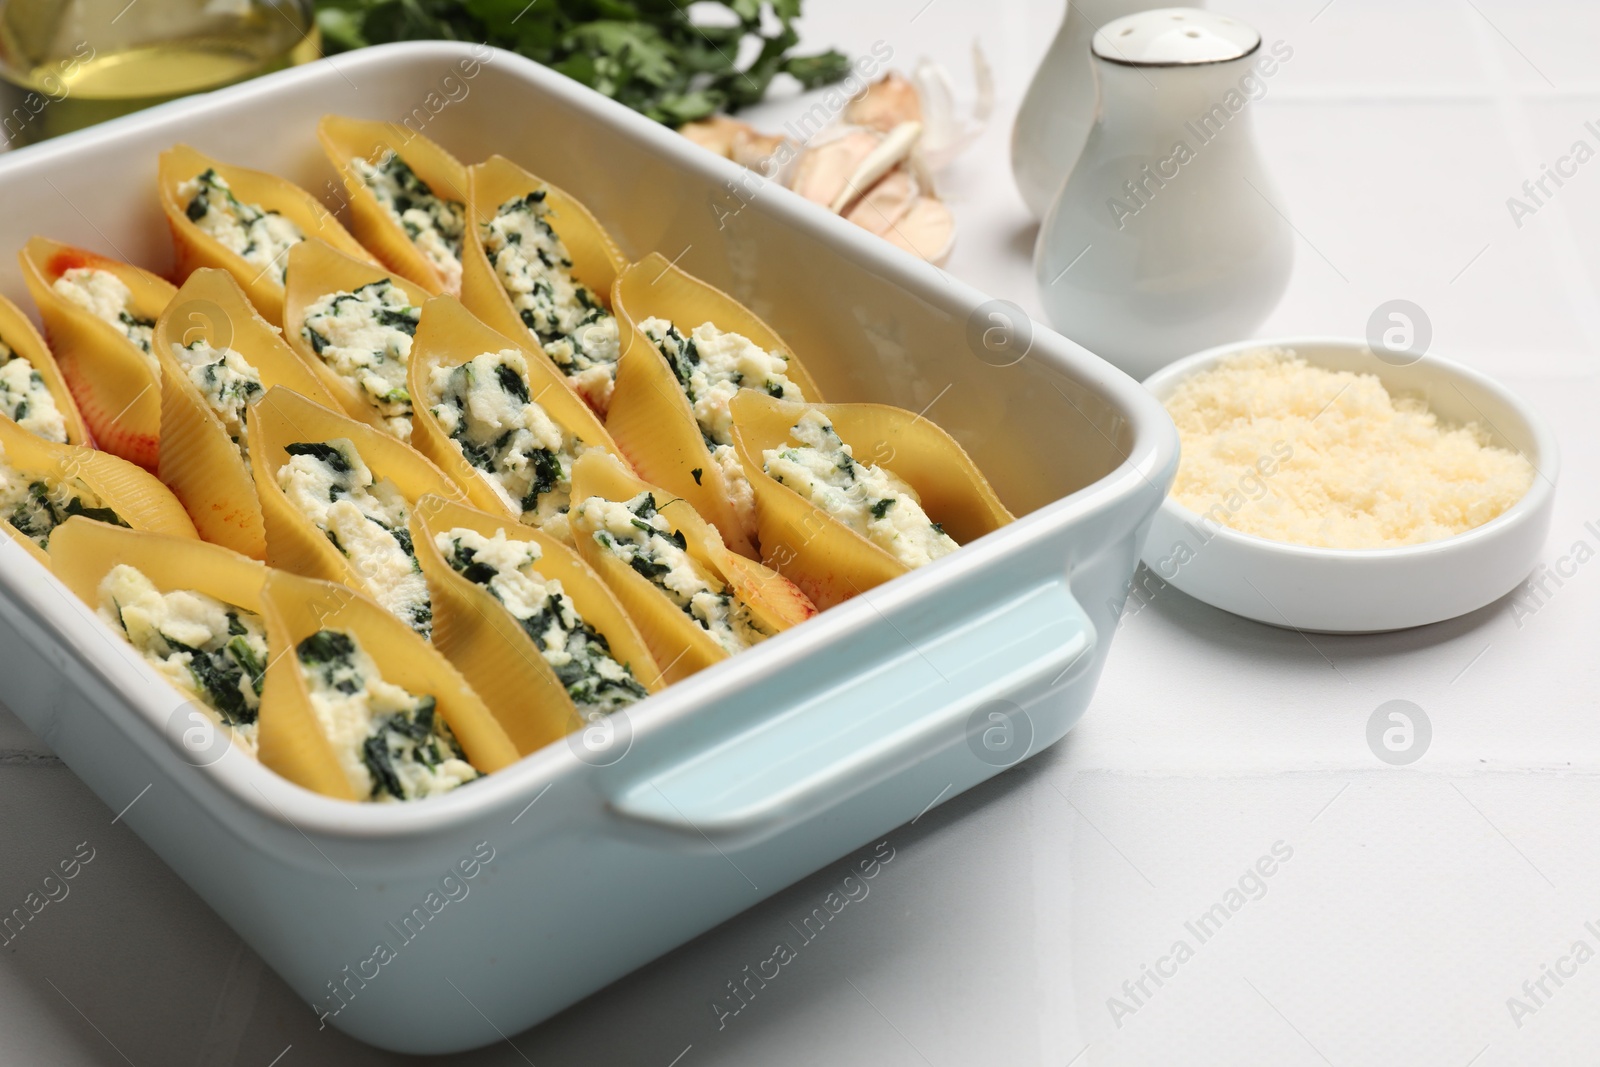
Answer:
[313,0,851,125]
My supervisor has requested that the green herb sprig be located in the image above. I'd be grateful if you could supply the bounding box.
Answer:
[313,0,851,125]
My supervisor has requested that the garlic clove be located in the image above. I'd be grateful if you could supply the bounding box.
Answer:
[827,121,922,215]
[788,127,882,207]
[844,72,923,132]
[883,197,956,266]
[844,168,919,237]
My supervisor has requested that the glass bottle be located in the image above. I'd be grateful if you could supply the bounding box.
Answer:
[0,0,318,146]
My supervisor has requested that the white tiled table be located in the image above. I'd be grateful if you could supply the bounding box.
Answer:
[4,2,1598,1063]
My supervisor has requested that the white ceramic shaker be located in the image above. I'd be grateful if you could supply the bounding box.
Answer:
[1033,8,1294,382]
[1011,0,1203,219]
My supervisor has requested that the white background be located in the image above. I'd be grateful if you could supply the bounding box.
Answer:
[3,1,1598,1064]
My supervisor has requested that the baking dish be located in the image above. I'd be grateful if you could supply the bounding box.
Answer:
[0,42,1177,1053]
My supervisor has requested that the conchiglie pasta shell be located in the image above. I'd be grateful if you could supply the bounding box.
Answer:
[48,518,269,757]
[0,291,90,446]
[459,155,627,388]
[568,450,813,682]
[409,498,576,753]
[317,116,469,296]
[729,392,1015,609]
[246,385,465,599]
[282,238,432,434]
[49,516,266,615]
[411,494,662,754]
[20,237,177,470]
[154,269,346,560]
[58,442,200,539]
[406,295,630,520]
[256,569,519,801]
[157,145,375,326]
[0,412,198,568]
[606,252,823,558]
[713,548,820,634]
[0,413,56,568]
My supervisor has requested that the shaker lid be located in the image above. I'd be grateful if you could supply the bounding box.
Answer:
[1092,8,1261,67]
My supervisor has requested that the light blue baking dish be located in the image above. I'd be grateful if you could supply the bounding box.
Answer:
[0,42,1179,1054]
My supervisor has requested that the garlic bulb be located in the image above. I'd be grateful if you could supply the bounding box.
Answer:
[679,46,989,267]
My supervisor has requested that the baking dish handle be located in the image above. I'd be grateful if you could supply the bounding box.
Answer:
[608,576,1096,846]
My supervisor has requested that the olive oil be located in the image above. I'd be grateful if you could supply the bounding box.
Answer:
[0,0,318,146]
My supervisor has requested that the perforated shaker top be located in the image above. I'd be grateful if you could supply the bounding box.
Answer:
[1092,8,1261,67]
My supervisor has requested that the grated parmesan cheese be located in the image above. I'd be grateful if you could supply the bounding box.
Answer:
[1164,348,1535,549]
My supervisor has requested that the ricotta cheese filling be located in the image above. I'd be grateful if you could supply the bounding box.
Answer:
[639,317,805,537]
[763,409,958,568]
[575,491,771,654]
[350,151,465,293]
[300,280,420,440]
[179,168,305,284]
[295,628,477,802]
[435,527,648,716]
[98,564,266,752]
[51,267,155,367]
[0,337,68,442]
[0,444,127,551]
[427,349,588,542]
[170,338,263,460]
[480,190,620,410]
[275,438,432,637]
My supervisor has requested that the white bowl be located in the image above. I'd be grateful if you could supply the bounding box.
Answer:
[1140,337,1559,633]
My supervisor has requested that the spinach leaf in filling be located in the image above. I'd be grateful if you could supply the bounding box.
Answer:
[439,534,647,713]
[162,614,264,728]
[8,480,128,549]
